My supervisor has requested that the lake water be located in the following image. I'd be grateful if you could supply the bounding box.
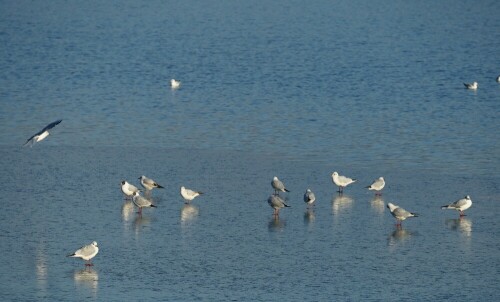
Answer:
[0,0,499,301]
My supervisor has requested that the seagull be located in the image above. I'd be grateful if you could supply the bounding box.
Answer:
[331,171,357,194]
[496,75,500,83]
[464,81,478,90]
[366,177,385,195]
[171,79,181,89]
[268,195,290,216]
[23,119,62,147]
[132,191,157,214]
[441,195,472,217]
[180,186,203,203]
[67,241,99,267]
[303,189,316,207]
[387,203,418,226]
[271,176,290,195]
[138,175,164,191]
[121,180,140,199]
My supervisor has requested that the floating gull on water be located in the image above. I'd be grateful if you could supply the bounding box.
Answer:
[171,79,181,89]
[23,119,62,147]
[366,177,385,195]
[463,81,478,90]
[121,180,140,198]
[138,175,164,191]
[331,171,357,194]
[271,176,290,195]
[386,202,418,226]
[303,189,316,207]
[67,241,99,267]
[268,195,290,216]
[441,195,472,217]
[496,75,500,83]
[132,191,157,214]
[180,186,203,203]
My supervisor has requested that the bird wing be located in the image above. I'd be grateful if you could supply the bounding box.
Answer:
[42,119,62,131]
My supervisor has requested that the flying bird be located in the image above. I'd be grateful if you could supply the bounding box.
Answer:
[331,171,357,193]
[387,203,418,226]
[441,195,472,217]
[271,176,290,195]
[67,241,99,267]
[23,119,62,147]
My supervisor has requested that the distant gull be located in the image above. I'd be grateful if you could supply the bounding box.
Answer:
[23,119,62,147]
[121,180,140,199]
[496,75,500,83]
[463,81,478,90]
[303,189,316,207]
[132,191,157,214]
[268,195,290,216]
[271,176,290,195]
[366,177,385,195]
[171,79,181,89]
[180,186,203,203]
[386,202,418,226]
[138,175,164,191]
[331,171,357,194]
[441,195,472,217]
[67,241,99,267]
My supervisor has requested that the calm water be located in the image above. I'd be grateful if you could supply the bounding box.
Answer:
[0,0,499,301]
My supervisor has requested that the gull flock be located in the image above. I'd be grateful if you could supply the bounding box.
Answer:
[21,76,486,269]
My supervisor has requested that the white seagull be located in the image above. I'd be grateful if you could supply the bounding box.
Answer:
[23,119,62,147]
[303,189,316,207]
[366,177,385,195]
[464,81,478,90]
[171,79,181,89]
[496,75,500,83]
[268,195,290,216]
[180,186,203,203]
[271,176,290,195]
[138,175,164,191]
[441,195,472,217]
[132,191,157,214]
[67,241,99,267]
[387,203,418,226]
[331,171,357,193]
[121,180,140,198]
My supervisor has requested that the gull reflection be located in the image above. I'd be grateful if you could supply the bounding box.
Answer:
[268,216,285,232]
[304,208,315,224]
[332,194,353,216]
[134,215,151,237]
[74,268,98,298]
[388,226,413,248]
[181,204,199,225]
[370,196,385,215]
[35,242,48,295]
[122,200,135,222]
[445,217,472,237]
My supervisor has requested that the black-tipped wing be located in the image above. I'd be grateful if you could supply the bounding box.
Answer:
[42,119,62,131]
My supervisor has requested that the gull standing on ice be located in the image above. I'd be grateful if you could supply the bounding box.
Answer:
[23,119,62,147]
[303,189,316,208]
[171,79,181,89]
[138,175,164,191]
[271,176,290,195]
[366,177,385,195]
[67,241,99,267]
[180,186,203,203]
[463,81,478,90]
[441,195,472,217]
[331,171,357,194]
[132,191,157,214]
[268,195,290,216]
[121,180,140,199]
[387,203,418,226]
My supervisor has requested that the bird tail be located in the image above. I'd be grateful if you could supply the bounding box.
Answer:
[352,179,357,183]
[157,185,164,189]
[411,212,419,217]
[198,192,204,195]
[441,205,449,209]
[365,185,371,189]
[67,253,76,257]
[284,204,291,207]
[150,204,157,208]
[284,189,290,192]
